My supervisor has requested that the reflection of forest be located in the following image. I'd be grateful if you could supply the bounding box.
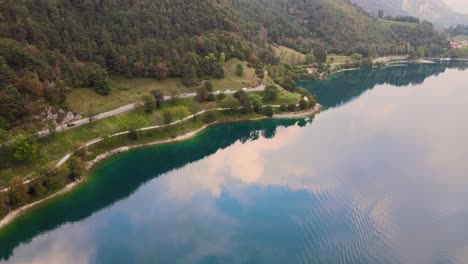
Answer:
[299,62,468,107]
[0,118,304,261]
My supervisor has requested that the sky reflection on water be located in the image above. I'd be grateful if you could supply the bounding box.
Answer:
[2,64,468,263]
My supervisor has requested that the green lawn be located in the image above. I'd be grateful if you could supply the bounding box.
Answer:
[328,54,352,64]
[452,35,468,41]
[271,45,306,65]
[67,78,185,114]
[67,58,260,114]
[207,58,260,91]
[378,19,417,28]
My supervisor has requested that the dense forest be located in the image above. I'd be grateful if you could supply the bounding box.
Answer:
[0,0,448,131]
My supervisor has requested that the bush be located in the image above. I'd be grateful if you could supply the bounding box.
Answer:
[203,111,217,123]
[207,93,216,101]
[217,92,226,100]
[299,99,308,110]
[262,106,274,117]
[287,104,297,111]
[128,130,140,141]
[280,104,288,112]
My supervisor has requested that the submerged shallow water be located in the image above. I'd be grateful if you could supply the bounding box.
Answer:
[1,62,468,263]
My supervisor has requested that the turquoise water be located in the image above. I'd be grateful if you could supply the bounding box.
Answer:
[1,62,468,263]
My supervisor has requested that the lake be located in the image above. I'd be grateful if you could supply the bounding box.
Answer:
[1,62,468,263]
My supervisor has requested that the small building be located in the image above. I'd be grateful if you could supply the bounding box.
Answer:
[306,67,318,74]
[450,41,468,49]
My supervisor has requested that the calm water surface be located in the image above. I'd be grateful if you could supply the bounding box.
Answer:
[1,62,468,263]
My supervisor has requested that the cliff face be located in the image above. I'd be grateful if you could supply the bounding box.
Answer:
[352,0,468,27]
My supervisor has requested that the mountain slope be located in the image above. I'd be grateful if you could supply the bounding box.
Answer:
[351,0,468,27]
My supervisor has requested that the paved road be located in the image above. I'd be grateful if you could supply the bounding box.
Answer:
[38,84,266,137]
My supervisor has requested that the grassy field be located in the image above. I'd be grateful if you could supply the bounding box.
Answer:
[271,45,306,65]
[327,54,352,64]
[67,78,185,114]
[452,35,468,41]
[67,58,259,114]
[378,19,418,28]
[207,58,260,91]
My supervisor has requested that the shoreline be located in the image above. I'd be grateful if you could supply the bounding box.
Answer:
[306,56,463,81]
[87,104,321,170]
[0,105,321,230]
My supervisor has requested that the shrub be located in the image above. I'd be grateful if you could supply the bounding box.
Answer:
[262,106,274,117]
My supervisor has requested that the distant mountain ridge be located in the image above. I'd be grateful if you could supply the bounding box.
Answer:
[351,0,468,27]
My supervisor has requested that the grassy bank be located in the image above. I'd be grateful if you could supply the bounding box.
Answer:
[67,59,260,114]
[2,87,304,185]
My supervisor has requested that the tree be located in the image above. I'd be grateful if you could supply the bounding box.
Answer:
[282,78,296,92]
[69,157,84,180]
[87,103,98,123]
[313,48,327,63]
[299,98,308,110]
[0,192,9,218]
[262,106,274,117]
[221,95,240,112]
[305,52,316,64]
[204,81,213,92]
[128,129,140,141]
[182,65,199,86]
[416,47,426,58]
[196,85,210,102]
[162,111,173,126]
[142,95,156,113]
[234,90,251,112]
[378,10,384,19]
[219,52,226,64]
[155,63,169,80]
[351,53,363,62]
[263,85,279,102]
[30,179,47,197]
[212,62,225,78]
[287,104,297,111]
[151,89,165,108]
[8,176,29,208]
[12,133,38,161]
[235,63,244,77]
[90,66,110,95]
[251,97,263,113]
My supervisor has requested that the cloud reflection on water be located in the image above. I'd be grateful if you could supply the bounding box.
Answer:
[4,67,468,263]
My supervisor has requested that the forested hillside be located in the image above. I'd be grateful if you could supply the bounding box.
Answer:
[0,0,448,132]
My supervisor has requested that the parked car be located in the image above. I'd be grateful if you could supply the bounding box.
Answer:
[67,123,76,128]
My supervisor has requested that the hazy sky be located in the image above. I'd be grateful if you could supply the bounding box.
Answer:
[444,0,468,13]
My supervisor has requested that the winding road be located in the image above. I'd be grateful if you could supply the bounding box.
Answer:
[38,83,266,137]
